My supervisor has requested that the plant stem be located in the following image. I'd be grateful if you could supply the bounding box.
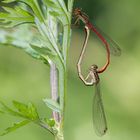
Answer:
[48,13,65,140]
[50,62,60,122]
[48,12,60,119]
[50,49,66,140]
[55,132,64,140]
[38,120,54,135]
[48,1,74,139]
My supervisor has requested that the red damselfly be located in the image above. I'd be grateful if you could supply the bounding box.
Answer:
[74,8,121,73]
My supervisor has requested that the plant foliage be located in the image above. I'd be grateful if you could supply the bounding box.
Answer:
[0,0,74,138]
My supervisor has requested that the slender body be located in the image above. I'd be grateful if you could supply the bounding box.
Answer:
[76,26,108,135]
[78,63,108,136]
[77,34,108,135]
[74,8,110,73]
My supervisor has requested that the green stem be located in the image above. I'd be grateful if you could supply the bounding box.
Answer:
[48,5,67,139]
[37,121,54,136]
[48,1,74,139]
[55,131,64,140]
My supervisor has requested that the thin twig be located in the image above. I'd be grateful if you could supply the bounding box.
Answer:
[37,120,55,135]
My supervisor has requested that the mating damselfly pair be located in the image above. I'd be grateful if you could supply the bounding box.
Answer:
[73,8,121,136]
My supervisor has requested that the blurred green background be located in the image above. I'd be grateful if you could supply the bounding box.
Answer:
[1,0,140,140]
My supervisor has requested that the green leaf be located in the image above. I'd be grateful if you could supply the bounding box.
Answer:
[0,26,42,59]
[43,98,61,113]
[35,17,64,68]
[13,101,39,120]
[44,0,57,8]
[68,0,74,13]
[0,100,39,120]
[30,44,56,57]
[27,102,40,120]
[30,41,57,66]
[0,6,34,27]
[1,0,17,3]
[44,118,55,127]
[1,0,45,22]
[0,120,30,136]
[34,17,57,48]
[44,0,69,25]
[17,0,44,21]
[30,34,57,53]
[0,100,24,118]
[49,11,60,17]
[12,101,30,118]
[0,26,57,66]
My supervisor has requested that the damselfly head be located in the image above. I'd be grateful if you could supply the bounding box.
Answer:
[90,64,98,71]
[73,8,82,16]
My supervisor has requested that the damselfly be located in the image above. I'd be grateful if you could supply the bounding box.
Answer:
[74,8,121,136]
[76,26,108,136]
[73,8,121,73]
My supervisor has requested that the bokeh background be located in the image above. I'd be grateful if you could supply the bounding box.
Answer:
[1,0,140,140]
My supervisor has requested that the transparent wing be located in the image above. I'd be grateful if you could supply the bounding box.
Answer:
[93,24,121,56]
[92,82,107,136]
